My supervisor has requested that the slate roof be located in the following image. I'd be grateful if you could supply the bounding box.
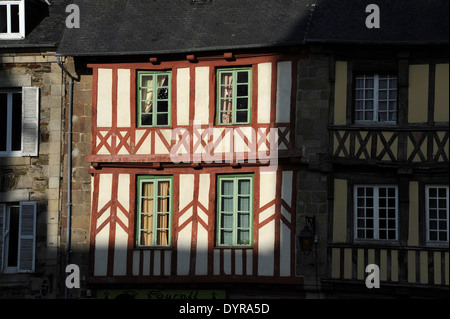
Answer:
[0,0,69,49]
[56,0,316,56]
[37,0,449,57]
[306,0,449,45]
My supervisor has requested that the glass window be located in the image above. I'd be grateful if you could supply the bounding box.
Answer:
[216,174,253,247]
[354,185,398,240]
[216,68,252,125]
[354,74,397,124]
[0,1,25,40]
[137,71,171,127]
[426,185,449,243]
[0,91,22,155]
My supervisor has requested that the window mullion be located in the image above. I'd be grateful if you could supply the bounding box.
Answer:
[6,4,11,34]
[374,74,379,122]
[152,76,157,127]
[233,177,238,246]
[232,70,237,125]
[374,186,379,240]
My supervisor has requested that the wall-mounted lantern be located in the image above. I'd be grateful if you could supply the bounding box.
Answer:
[298,215,317,253]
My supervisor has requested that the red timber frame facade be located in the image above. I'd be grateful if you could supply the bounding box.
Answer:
[86,52,304,286]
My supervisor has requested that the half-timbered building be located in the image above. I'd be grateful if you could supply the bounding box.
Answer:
[56,0,317,298]
[306,0,449,298]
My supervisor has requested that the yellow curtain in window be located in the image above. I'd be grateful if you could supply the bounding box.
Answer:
[157,181,169,245]
[141,182,153,246]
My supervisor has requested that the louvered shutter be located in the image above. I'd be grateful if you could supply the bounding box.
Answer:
[18,202,36,273]
[0,204,5,272]
[21,87,39,157]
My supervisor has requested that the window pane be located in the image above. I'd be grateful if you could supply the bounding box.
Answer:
[10,5,20,33]
[237,230,250,245]
[220,96,233,110]
[157,74,169,87]
[236,111,248,123]
[238,179,250,195]
[157,101,168,113]
[220,111,232,124]
[8,206,20,267]
[237,85,248,97]
[221,73,233,86]
[222,180,234,196]
[141,75,153,88]
[0,6,7,33]
[156,113,168,125]
[221,197,233,212]
[140,230,153,246]
[141,98,153,113]
[0,93,7,151]
[221,213,233,228]
[157,213,169,228]
[238,212,249,228]
[238,196,250,212]
[237,71,248,83]
[157,88,168,100]
[11,93,22,151]
[221,230,233,245]
[237,98,248,110]
[141,114,152,125]
[157,230,168,245]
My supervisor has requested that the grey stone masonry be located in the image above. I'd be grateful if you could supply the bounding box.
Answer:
[295,51,331,298]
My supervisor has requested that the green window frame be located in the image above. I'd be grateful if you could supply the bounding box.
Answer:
[216,174,254,247]
[137,70,172,127]
[216,67,252,125]
[136,176,173,247]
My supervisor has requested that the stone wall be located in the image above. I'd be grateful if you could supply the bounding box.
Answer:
[59,58,92,298]
[0,52,64,298]
[295,50,331,298]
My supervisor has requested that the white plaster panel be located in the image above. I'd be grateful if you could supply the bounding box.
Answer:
[258,220,275,276]
[257,62,272,124]
[117,69,131,127]
[97,68,113,127]
[177,68,190,126]
[113,226,128,276]
[276,61,292,123]
[195,67,210,124]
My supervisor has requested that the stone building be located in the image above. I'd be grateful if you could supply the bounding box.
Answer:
[0,0,67,298]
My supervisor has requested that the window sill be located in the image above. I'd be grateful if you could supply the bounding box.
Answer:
[215,246,253,249]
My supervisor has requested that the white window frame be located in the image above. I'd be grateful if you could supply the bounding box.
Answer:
[354,74,398,124]
[0,87,39,157]
[0,0,25,40]
[425,185,449,244]
[354,185,399,241]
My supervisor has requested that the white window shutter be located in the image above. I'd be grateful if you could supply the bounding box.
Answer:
[18,202,37,273]
[0,204,5,272]
[21,87,39,157]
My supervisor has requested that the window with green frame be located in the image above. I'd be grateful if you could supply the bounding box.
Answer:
[216,174,253,247]
[136,176,173,247]
[216,67,252,125]
[137,70,171,127]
